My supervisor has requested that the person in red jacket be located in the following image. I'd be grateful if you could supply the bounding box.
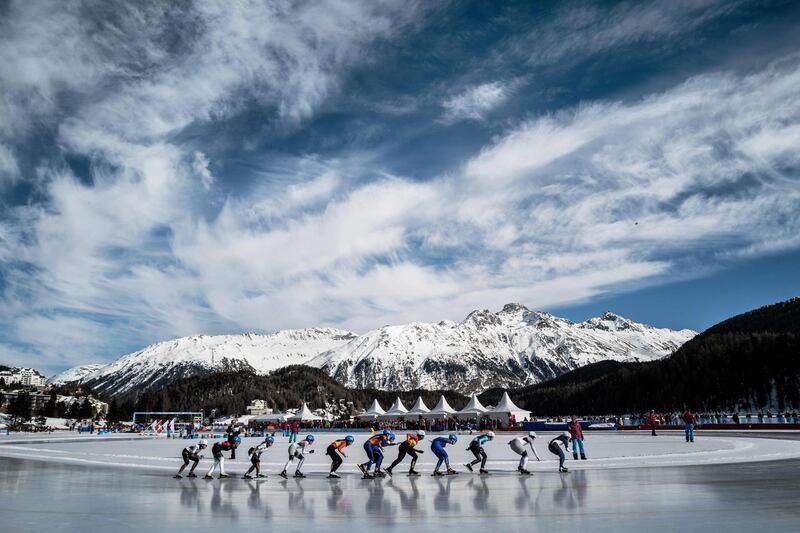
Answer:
[567,416,587,460]
[649,410,659,436]
[289,421,300,443]
[683,409,697,443]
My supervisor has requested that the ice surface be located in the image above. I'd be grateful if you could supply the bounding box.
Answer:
[2,431,799,473]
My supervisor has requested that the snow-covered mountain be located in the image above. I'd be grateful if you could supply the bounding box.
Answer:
[48,364,106,385]
[57,304,695,397]
[313,304,695,392]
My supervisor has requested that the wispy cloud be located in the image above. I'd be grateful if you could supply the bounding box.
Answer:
[441,81,514,123]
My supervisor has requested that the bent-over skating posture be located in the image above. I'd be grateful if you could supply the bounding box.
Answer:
[358,429,396,478]
[465,431,494,474]
[243,436,274,479]
[431,434,459,476]
[175,439,208,478]
[508,432,541,474]
[326,435,355,478]
[386,429,426,476]
[548,432,571,472]
[205,439,236,479]
[280,434,315,478]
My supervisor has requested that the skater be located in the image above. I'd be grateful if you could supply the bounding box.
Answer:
[465,431,494,474]
[281,434,315,478]
[508,431,541,475]
[358,429,396,478]
[386,429,426,476]
[175,439,208,478]
[243,436,274,479]
[548,431,571,472]
[226,421,241,459]
[205,439,236,479]
[567,416,587,460]
[431,433,458,476]
[683,409,697,443]
[326,435,355,478]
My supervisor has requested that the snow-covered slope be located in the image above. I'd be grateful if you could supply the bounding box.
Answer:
[48,364,106,385]
[64,304,695,397]
[313,304,696,392]
[80,328,356,397]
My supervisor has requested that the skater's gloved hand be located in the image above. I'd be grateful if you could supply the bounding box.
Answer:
[308,450,315,454]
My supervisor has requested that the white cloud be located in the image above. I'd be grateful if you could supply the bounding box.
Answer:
[441,81,513,123]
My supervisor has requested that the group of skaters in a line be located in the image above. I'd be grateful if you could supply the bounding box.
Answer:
[175,419,591,480]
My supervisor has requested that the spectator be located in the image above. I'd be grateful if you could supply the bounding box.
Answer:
[648,410,659,436]
[683,409,697,443]
[290,420,300,443]
[567,416,587,460]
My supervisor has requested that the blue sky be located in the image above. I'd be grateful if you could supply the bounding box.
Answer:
[1,0,799,374]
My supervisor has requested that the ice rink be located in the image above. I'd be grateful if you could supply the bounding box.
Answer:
[2,431,800,531]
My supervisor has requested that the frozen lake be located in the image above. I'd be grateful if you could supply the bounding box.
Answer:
[2,432,800,531]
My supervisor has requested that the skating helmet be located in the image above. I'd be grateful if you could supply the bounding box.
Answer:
[306,434,315,443]
[233,436,242,444]
[199,439,208,447]
[562,431,571,439]
[416,429,426,438]
[383,428,392,436]
[345,435,355,444]
[486,431,495,439]
[388,432,397,441]
[527,431,537,439]
[264,436,275,445]
[449,433,458,443]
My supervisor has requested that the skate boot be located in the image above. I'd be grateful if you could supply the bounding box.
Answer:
[279,470,288,479]
[580,453,587,460]
[408,469,420,476]
[572,454,579,460]
[242,474,253,479]
[519,469,531,475]
[479,469,489,475]
[328,472,341,479]
[464,463,474,472]
[294,471,306,478]
[559,466,569,473]
[384,467,393,476]
[256,473,267,478]
[432,470,444,476]
[358,464,367,475]
[362,472,375,479]
[218,473,229,478]
[204,474,214,480]
[174,474,183,479]
[374,470,386,478]
[446,468,458,475]
[186,472,197,478]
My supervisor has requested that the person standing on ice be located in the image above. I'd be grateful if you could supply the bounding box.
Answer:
[464,431,494,474]
[548,432,571,472]
[431,433,459,476]
[281,434,315,478]
[174,439,208,478]
[289,421,300,443]
[243,436,274,479]
[326,435,354,478]
[204,439,236,479]
[683,409,697,443]
[567,416,587,460]
[508,432,541,475]
[386,429,426,476]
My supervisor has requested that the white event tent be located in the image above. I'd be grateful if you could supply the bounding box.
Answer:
[487,392,531,424]
[405,396,431,416]
[289,402,323,422]
[381,397,409,419]
[355,399,386,420]
[456,393,489,418]
[425,395,457,418]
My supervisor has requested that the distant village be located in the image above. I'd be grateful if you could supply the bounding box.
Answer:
[0,366,108,431]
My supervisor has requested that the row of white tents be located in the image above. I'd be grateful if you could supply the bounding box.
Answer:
[222,392,530,426]
[355,392,530,425]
